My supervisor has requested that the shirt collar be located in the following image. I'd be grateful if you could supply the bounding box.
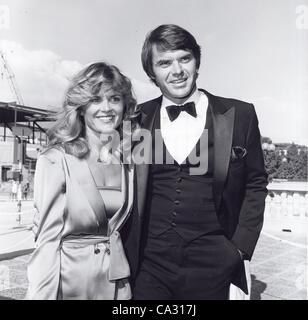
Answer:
[161,88,202,110]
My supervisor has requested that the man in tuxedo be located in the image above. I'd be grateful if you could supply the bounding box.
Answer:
[124,24,268,299]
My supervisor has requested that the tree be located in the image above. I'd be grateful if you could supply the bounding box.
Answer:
[261,136,272,144]
[263,142,307,181]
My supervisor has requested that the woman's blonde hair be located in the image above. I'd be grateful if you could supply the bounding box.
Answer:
[47,62,139,158]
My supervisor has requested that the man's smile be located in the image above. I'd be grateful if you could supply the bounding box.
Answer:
[170,78,187,84]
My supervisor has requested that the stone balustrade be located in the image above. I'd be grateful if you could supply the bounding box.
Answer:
[265,181,308,219]
[263,181,308,235]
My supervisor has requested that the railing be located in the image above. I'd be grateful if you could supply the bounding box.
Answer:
[265,181,308,218]
[263,181,308,236]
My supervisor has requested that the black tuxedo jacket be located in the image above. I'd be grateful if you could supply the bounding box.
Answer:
[122,89,268,292]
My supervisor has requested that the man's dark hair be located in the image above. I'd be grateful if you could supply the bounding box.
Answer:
[141,24,201,84]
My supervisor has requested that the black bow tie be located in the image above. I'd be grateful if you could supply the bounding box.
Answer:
[165,102,197,122]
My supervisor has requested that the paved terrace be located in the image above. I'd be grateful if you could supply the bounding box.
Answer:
[0,200,307,300]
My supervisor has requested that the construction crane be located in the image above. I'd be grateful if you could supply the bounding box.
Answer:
[0,49,28,173]
[0,50,24,105]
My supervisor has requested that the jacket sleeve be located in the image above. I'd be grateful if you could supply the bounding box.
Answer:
[231,105,268,259]
[26,151,66,300]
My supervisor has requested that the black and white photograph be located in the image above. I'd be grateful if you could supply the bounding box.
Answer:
[0,0,307,303]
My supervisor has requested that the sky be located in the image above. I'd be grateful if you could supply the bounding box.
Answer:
[0,0,307,145]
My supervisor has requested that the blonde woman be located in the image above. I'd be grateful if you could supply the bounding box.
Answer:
[26,62,139,300]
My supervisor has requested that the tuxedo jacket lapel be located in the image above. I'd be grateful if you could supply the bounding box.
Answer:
[212,107,235,212]
[136,97,161,218]
[201,90,235,212]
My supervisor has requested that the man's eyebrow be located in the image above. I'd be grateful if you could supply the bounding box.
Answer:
[181,53,193,59]
[155,58,171,65]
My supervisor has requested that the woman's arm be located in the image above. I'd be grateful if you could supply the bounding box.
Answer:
[26,150,66,300]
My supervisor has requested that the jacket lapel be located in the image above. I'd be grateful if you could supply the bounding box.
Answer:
[201,90,235,212]
[109,165,134,233]
[64,154,108,234]
[135,97,161,217]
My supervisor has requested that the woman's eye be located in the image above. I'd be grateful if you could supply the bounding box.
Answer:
[92,96,102,104]
[109,96,121,103]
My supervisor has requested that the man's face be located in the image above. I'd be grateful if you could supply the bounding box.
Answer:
[151,45,198,104]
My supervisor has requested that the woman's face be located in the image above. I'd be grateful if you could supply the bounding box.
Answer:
[83,87,124,136]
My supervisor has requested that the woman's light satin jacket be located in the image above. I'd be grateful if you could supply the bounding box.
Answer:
[26,147,134,300]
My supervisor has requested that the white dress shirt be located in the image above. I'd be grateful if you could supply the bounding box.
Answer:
[160,90,208,165]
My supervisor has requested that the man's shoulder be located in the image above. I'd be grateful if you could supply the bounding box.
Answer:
[137,96,162,113]
[201,89,255,115]
[219,96,252,108]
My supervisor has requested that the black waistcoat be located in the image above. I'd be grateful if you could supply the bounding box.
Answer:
[144,104,222,242]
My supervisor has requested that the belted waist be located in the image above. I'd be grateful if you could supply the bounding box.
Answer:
[62,234,110,246]
[61,231,130,281]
